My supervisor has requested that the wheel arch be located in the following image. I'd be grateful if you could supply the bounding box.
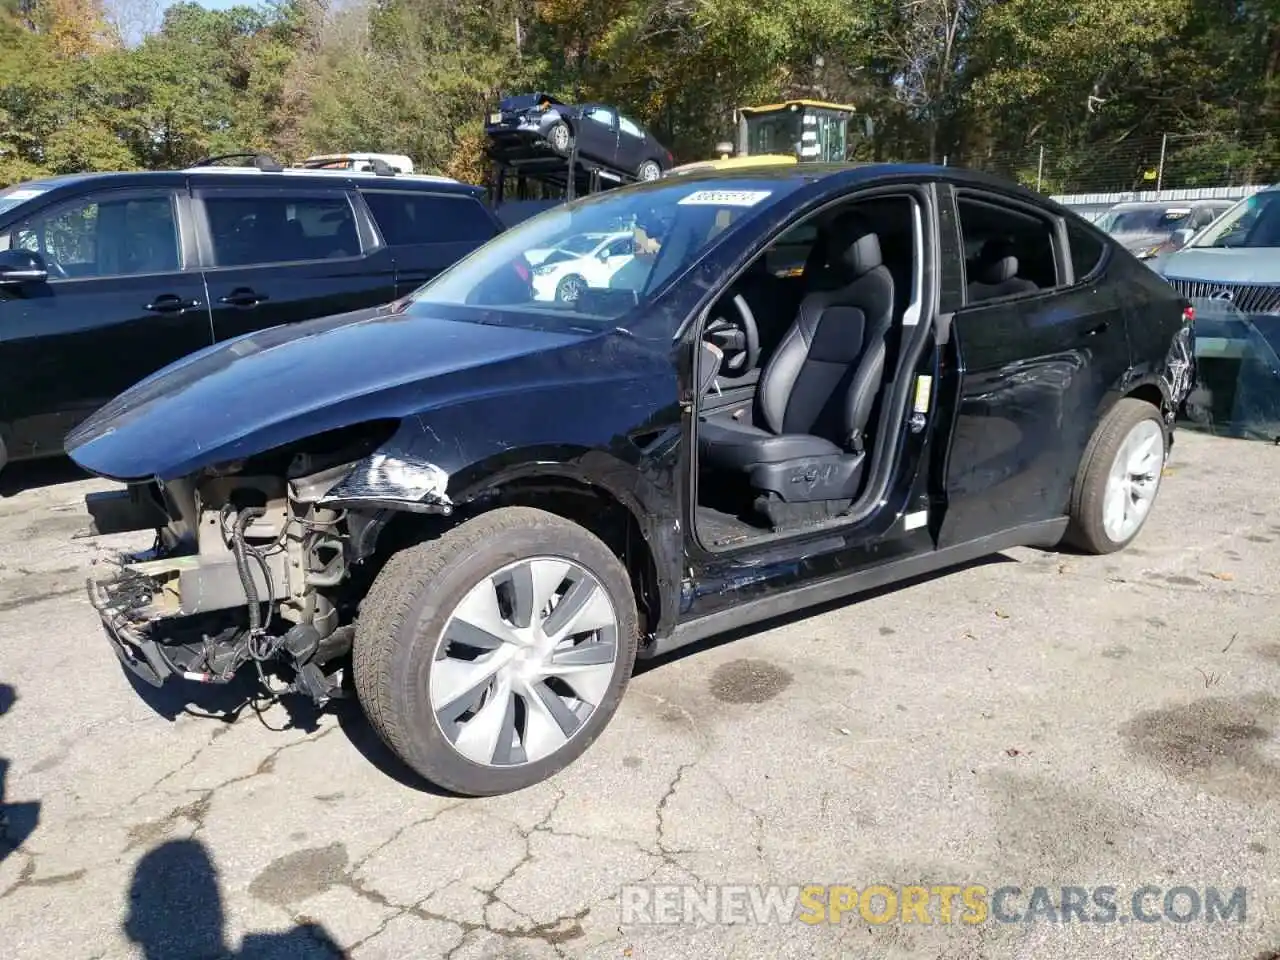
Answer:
[1124,381,1166,413]
[363,454,682,645]
[1108,367,1173,421]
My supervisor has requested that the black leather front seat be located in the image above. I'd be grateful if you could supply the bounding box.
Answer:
[966,239,1039,302]
[699,212,895,504]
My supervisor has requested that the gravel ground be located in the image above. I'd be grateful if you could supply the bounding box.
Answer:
[0,429,1278,960]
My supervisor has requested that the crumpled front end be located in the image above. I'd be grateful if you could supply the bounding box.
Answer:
[82,424,457,703]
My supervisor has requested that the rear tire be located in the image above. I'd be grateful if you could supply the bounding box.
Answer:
[352,506,639,796]
[1064,398,1168,554]
[637,159,662,181]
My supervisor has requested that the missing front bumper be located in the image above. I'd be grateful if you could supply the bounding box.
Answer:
[87,572,175,687]
[86,547,291,688]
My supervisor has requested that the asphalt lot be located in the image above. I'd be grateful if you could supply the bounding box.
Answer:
[1,429,1278,959]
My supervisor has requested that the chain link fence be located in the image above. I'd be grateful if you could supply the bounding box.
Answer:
[936,129,1280,196]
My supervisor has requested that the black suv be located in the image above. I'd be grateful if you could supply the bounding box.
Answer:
[0,156,501,474]
[71,164,1193,797]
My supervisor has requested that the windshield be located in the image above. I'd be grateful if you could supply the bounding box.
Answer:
[557,234,603,255]
[1096,206,1191,236]
[405,177,801,331]
[0,185,49,218]
[745,112,802,157]
[1189,191,1280,249]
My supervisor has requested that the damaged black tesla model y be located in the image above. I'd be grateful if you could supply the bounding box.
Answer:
[67,164,1194,796]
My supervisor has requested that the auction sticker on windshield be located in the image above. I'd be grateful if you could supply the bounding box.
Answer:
[678,190,773,207]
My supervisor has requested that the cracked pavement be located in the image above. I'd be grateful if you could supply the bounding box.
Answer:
[1,430,1279,959]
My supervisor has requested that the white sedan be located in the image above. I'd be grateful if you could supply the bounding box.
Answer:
[529,231,636,302]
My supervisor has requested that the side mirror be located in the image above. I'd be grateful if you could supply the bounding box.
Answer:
[1170,227,1195,249]
[598,248,611,262]
[0,249,49,284]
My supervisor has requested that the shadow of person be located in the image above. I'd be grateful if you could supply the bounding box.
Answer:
[0,684,40,864]
[126,839,344,960]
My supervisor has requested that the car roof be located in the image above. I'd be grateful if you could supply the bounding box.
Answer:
[3,167,481,198]
[638,160,1043,196]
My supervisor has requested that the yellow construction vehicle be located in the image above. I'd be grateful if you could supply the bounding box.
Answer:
[665,99,866,177]
[737,99,862,162]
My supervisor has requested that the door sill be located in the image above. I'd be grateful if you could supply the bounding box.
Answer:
[643,517,1068,660]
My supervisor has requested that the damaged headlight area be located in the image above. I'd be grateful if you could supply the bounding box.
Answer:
[318,451,453,514]
[82,422,455,705]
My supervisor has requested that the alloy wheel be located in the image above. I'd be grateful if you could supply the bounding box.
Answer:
[429,556,620,767]
[1102,418,1164,543]
[557,276,584,302]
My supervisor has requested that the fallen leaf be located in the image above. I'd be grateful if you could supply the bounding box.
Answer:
[1005,748,1022,757]
[1209,571,1235,581]
[1162,467,1175,476]
[994,610,1010,620]
[623,949,634,958]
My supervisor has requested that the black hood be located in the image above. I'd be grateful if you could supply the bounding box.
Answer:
[64,303,605,482]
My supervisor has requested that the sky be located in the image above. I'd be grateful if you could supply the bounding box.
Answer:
[159,0,261,12]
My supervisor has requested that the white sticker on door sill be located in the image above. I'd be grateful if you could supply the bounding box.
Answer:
[678,190,772,207]
[903,510,928,531]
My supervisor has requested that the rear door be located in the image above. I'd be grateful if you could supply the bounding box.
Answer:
[357,189,501,296]
[577,107,621,166]
[933,185,1132,548]
[0,184,210,459]
[616,115,650,172]
[192,183,396,342]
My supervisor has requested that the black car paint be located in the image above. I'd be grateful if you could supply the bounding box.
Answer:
[66,163,1191,653]
[485,94,672,177]
[0,170,501,467]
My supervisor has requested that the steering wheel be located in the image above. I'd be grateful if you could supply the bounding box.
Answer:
[703,294,760,378]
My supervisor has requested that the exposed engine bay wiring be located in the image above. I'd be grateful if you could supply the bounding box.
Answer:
[217,499,351,704]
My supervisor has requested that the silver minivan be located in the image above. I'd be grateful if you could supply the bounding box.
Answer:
[1152,187,1280,442]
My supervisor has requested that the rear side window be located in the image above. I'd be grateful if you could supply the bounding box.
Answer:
[363,191,496,246]
[1066,219,1107,281]
[203,193,361,267]
[957,194,1060,303]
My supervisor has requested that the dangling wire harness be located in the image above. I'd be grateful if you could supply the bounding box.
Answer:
[220,503,281,682]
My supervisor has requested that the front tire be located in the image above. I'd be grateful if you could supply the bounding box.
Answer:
[352,507,639,796]
[546,121,573,156]
[555,274,585,303]
[1064,398,1168,554]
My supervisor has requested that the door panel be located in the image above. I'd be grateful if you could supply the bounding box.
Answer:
[193,186,396,342]
[0,187,210,459]
[935,198,1131,548]
[578,107,620,166]
[616,115,648,171]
